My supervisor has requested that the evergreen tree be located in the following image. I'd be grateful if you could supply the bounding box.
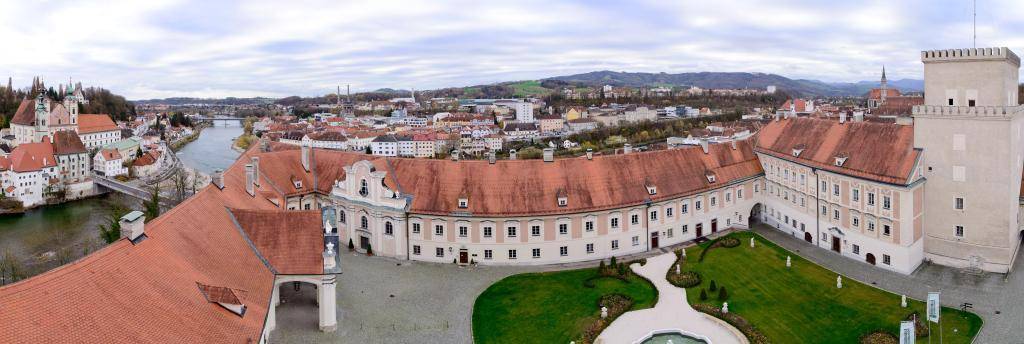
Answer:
[718,286,728,301]
[143,184,161,222]
[709,280,717,292]
[699,288,708,301]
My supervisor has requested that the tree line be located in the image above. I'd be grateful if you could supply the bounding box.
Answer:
[0,77,137,128]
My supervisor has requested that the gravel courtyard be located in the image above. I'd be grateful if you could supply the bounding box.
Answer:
[271,252,542,344]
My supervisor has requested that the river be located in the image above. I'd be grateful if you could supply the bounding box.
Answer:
[0,121,243,283]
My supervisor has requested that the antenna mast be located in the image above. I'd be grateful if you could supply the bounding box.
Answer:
[973,0,977,48]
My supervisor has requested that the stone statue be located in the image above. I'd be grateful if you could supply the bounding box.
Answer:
[326,242,335,255]
[836,275,842,289]
[722,302,729,314]
[676,264,681,275]
[600,306,608,319]
[750,237,755,248]
[786,256,791,268]
[901,294,907,308]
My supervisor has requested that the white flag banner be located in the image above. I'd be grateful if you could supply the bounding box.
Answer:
[926,292,940,323]
[900,320,915,344]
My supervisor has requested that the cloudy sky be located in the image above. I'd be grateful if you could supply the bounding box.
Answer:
[1,0,1021,100]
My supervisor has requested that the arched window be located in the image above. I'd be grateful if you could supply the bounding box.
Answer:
[339,211,346,223]
[360,216,368,229]
[359,179,369,197]
[385,221,394,235]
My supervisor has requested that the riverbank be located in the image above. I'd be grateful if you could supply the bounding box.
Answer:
[169,122,209,152]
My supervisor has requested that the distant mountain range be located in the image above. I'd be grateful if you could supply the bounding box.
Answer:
[545,71,923,97]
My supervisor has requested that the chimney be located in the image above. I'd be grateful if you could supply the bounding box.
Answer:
[451,149,460,161]
[853,112,864,122]
[730,140,737,150]
[839,112,847,124]
[586,148,593,160]
[119,211,146,243]
[245,163,255,196]
[260,139,269,152]
[623,143,633,154]
[211,169,224,189]
[543,148,554,162]
[699,139,709,154]
[509,149,517,160]
[488,151,496,164]
[301,143,311,172]
[250,157,260,187]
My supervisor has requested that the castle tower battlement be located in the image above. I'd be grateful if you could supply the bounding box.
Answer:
[921,47,1020,66]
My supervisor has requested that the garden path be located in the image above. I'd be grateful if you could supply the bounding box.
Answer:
[597,252,747,344]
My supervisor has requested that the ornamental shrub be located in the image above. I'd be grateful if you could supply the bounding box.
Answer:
[709,280,718,292]
[718,286,728,301]
[699,288,708,301]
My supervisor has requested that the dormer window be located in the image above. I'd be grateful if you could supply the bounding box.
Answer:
[792,144,806,157]
[705,171,717,183]
[834,154,849,167]
[196,283,246,317]
[558,197,568,207]
[458,198,468,208]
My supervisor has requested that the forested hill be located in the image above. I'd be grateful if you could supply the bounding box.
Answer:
[545,71,923,97]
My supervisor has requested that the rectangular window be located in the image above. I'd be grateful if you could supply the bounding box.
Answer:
[586,243,594,254]
[649,211,658,221]
[853,189,860,202]
[585,221,594,232]
[435,247,444,257]
[821,180,827,192]
[883,224,891,236]
[726,193,731,202]
[852,244,860,255]
[632,236,639,246]
[695,200,702,211]
[483,226,493,238]
[434,225,444,236]
[508,249,517,260]
[559,223,568,235]
[868,193,875,206]
[821,205,827,216]
[631,214,640,224]
[955,225,964,238]
[611,218,620,228]
[532,248,541,258]
[833,184,840,196]
[833,209,840,221]
[667,228,674,238]
[459,226,468,238]
[413,245,421,255]
[560,246,568,256]
[412,223,421,233]
[738,189,744,199]
[531,225,541,237]
[883,196,891,210]
[852,217,859,227]
[484,249,492,260]
[666,208,674,217]
[883,254,891,265]
[611,240,619,250]
[868,222,876,231]
[710,197,717,207]
[681,225,689,234]
[955,197,964,210]
[681,204,689,214]
[507,226,518,238]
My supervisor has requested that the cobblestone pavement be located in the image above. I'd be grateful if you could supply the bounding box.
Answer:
[270,229,745,344]
[271,252,541,344]
[753,224,1024,344]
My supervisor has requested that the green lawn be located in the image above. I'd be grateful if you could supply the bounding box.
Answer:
[472,267,657,344]
[508,80,553,97]
[684,232,982,343]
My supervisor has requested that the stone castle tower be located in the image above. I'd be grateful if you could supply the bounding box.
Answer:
[912,47,1022,273]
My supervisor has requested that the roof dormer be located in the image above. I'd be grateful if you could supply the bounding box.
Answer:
[834,153,849,167]
[644,179,657,195]
[196,283,246,317]
[458,189,469,209]
[290,175,303,190]
[792,144,806,157]
[705,170,717,184]
[556,188,568,207]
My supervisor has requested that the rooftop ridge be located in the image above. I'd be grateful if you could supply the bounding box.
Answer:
[912,105,1023,118]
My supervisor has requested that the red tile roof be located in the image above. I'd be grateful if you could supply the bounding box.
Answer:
[755,117,920,185]
[868,88,902,100]
[229,209,324,275]
[8,142,56,172]
[874,96,924,116]
[10,99,35,126]
[132,151,160,167]
[77,114,119,134]
[98,148,122,161]
[51,131,87,155]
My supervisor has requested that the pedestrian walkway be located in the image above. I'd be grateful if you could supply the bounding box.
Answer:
[753,224,1024,343]
[597,252,747,344]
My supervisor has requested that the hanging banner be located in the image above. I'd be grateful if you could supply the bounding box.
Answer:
[926,292,940,323]
[899,320,915,344]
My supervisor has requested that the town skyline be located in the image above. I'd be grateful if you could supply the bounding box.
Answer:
[2,0,1021,99]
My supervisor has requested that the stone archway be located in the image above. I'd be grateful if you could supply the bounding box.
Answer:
[748,203,762,226]
[866,253,876,265]
[804,232,813,243]
[265,275,337,339]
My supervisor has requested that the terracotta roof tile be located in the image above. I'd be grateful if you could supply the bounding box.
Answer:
[755,117,920,185]
[229,209,324,275]
[77,114,119,134]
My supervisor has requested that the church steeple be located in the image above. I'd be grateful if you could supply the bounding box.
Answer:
[879,66,888,103]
